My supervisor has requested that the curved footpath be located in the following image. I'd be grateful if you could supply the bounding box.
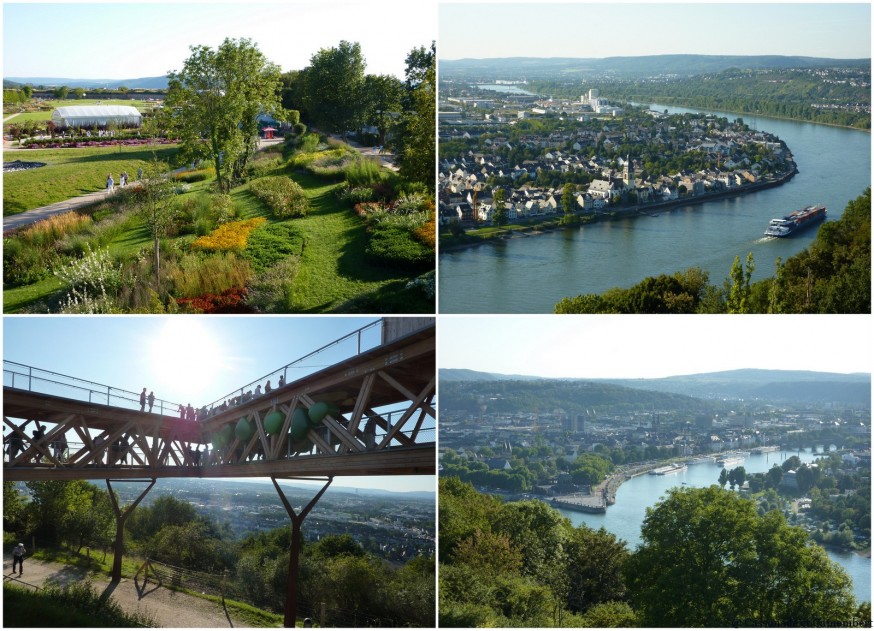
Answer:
[3,136,387,234]
[2,557,245,627]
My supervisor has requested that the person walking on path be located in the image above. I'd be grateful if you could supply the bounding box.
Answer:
[12,543,26,575]
[107,173,114,193]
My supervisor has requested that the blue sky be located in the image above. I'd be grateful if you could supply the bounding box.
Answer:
[3,1,436,80]
[438,315,873,380]
[439,3,871,60]
[3,316,434,492]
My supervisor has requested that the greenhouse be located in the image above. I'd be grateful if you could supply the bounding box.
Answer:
[50,105,143,129]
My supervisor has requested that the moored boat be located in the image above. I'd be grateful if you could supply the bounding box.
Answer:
[650,463,689,475]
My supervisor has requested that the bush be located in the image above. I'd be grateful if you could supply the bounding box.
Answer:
[167,252,253,297]
[246,256,301,313]
[249,177,309,219]
[191,218,266,252]
[345,157,383,187]
[293,122,307,136]
[366,223,434,270]
[335,184,375,205]
[243,222,305,274]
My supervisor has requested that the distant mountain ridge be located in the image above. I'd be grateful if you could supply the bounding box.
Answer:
[440,368,871,405]
[5,76,168,89]
[439,54,871,79]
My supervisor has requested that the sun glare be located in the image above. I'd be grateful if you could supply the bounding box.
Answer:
[147,320,227,405]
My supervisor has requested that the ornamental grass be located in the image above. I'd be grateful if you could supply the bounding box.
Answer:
[190,217,266,252]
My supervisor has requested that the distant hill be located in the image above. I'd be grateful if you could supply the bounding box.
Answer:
[439,54,871,80]
[439,368,871,406]
[4,76,168,90]
[439,375,711,416]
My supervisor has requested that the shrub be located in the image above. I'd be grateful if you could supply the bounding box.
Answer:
[191,217,266,252]
[335,184,375,205]
[345,157,383,187]
[249,177,309,219]
[3,238,56,287]
[175,167,215,183]
[243,222,305,274]
[167,252,253,297]
[246,256,301,313]
[366,223,434,270]
[175,287,252,313]
[293,122,307,136]
[54,244,124,297]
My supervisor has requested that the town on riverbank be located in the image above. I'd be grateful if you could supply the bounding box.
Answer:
[438,92,799,243]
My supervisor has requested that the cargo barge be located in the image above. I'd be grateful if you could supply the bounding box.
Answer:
[764,205,826,237]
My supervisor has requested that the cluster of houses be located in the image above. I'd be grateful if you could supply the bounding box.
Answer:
[439,109,794,226]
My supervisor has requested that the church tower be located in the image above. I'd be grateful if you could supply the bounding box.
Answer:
[623,155,635,190]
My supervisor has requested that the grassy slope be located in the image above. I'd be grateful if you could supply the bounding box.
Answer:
[4,160,432,313]
[3,144,178,215]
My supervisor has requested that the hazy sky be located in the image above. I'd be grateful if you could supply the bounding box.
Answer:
[439,3,872,60]
[439,315,872,379]
[3,1,436,80]
[3,316,434,492]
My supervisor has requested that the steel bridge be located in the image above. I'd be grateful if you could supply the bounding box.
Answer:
[3,317,435,627]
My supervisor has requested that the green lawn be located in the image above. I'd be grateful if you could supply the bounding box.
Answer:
[3,144,179,215]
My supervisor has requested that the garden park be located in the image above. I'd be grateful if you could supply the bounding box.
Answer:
[3,38,435,314]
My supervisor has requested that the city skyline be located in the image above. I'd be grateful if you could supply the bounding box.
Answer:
[439,3,871,61]
[3,1,435,80]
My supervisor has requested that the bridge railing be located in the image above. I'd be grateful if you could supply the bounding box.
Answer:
[201,319,383,414]
[3,360,183,416]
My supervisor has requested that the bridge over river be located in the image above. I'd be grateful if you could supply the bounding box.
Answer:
[3,317,436,626]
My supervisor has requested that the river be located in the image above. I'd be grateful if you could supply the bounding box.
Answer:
[438,105,871,313]
[556,448,871,604]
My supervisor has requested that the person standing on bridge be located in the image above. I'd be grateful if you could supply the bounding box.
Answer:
[148,391,155,413]
[140,388,147,412]
[12,543,26,576]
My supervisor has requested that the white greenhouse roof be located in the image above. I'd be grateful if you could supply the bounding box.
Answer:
[53,105,142,118]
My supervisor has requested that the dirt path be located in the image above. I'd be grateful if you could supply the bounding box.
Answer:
[2,557,246,627]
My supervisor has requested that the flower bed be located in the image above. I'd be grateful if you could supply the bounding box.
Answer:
[190,218,266,252]
[21,138,177,149]
[175,287,254,313]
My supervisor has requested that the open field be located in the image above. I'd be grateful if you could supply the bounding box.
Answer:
[3,144,179,215]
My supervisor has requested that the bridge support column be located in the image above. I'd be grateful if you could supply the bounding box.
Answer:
[106,478,156,583]
[272,476,333,628]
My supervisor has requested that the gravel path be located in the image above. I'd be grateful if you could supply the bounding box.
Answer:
[2,557,246,627]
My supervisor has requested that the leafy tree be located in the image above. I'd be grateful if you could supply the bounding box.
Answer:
[492,188,509,226]
[579,601,638,628]
[718,467,729,487]
[394,42,436,191]
[361,73,404,146]
[302,40,365,137]
[136,158,178,288]
[53,85,69,99]
[166,37,283,193]
[3,481,27,532]
[21,85,32,99]
[64,482,113,554]
[563,526,629,614]
[726,252,755,313]
[625,486,857,626]
[73,87,86,99]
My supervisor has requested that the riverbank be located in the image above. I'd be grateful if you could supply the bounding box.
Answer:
[440,162,798,253]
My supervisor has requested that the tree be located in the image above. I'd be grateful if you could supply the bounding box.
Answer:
[492,188,509,226]
[361,73,404,146]
[563,526,629,615]
[394,42,436,191]
[727,252,754,313]
[21,85,32,100]
[53,85,69,99]
[73,87,86,99]
[137,158,178,288]
[562,183,575,215]
[166,37,283,193]
[625,486,857,627]
[302,40,366,137]
[718,467,729,488]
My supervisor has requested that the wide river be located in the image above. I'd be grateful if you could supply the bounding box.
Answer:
[556,448,871,604]
[439,105,871,313]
